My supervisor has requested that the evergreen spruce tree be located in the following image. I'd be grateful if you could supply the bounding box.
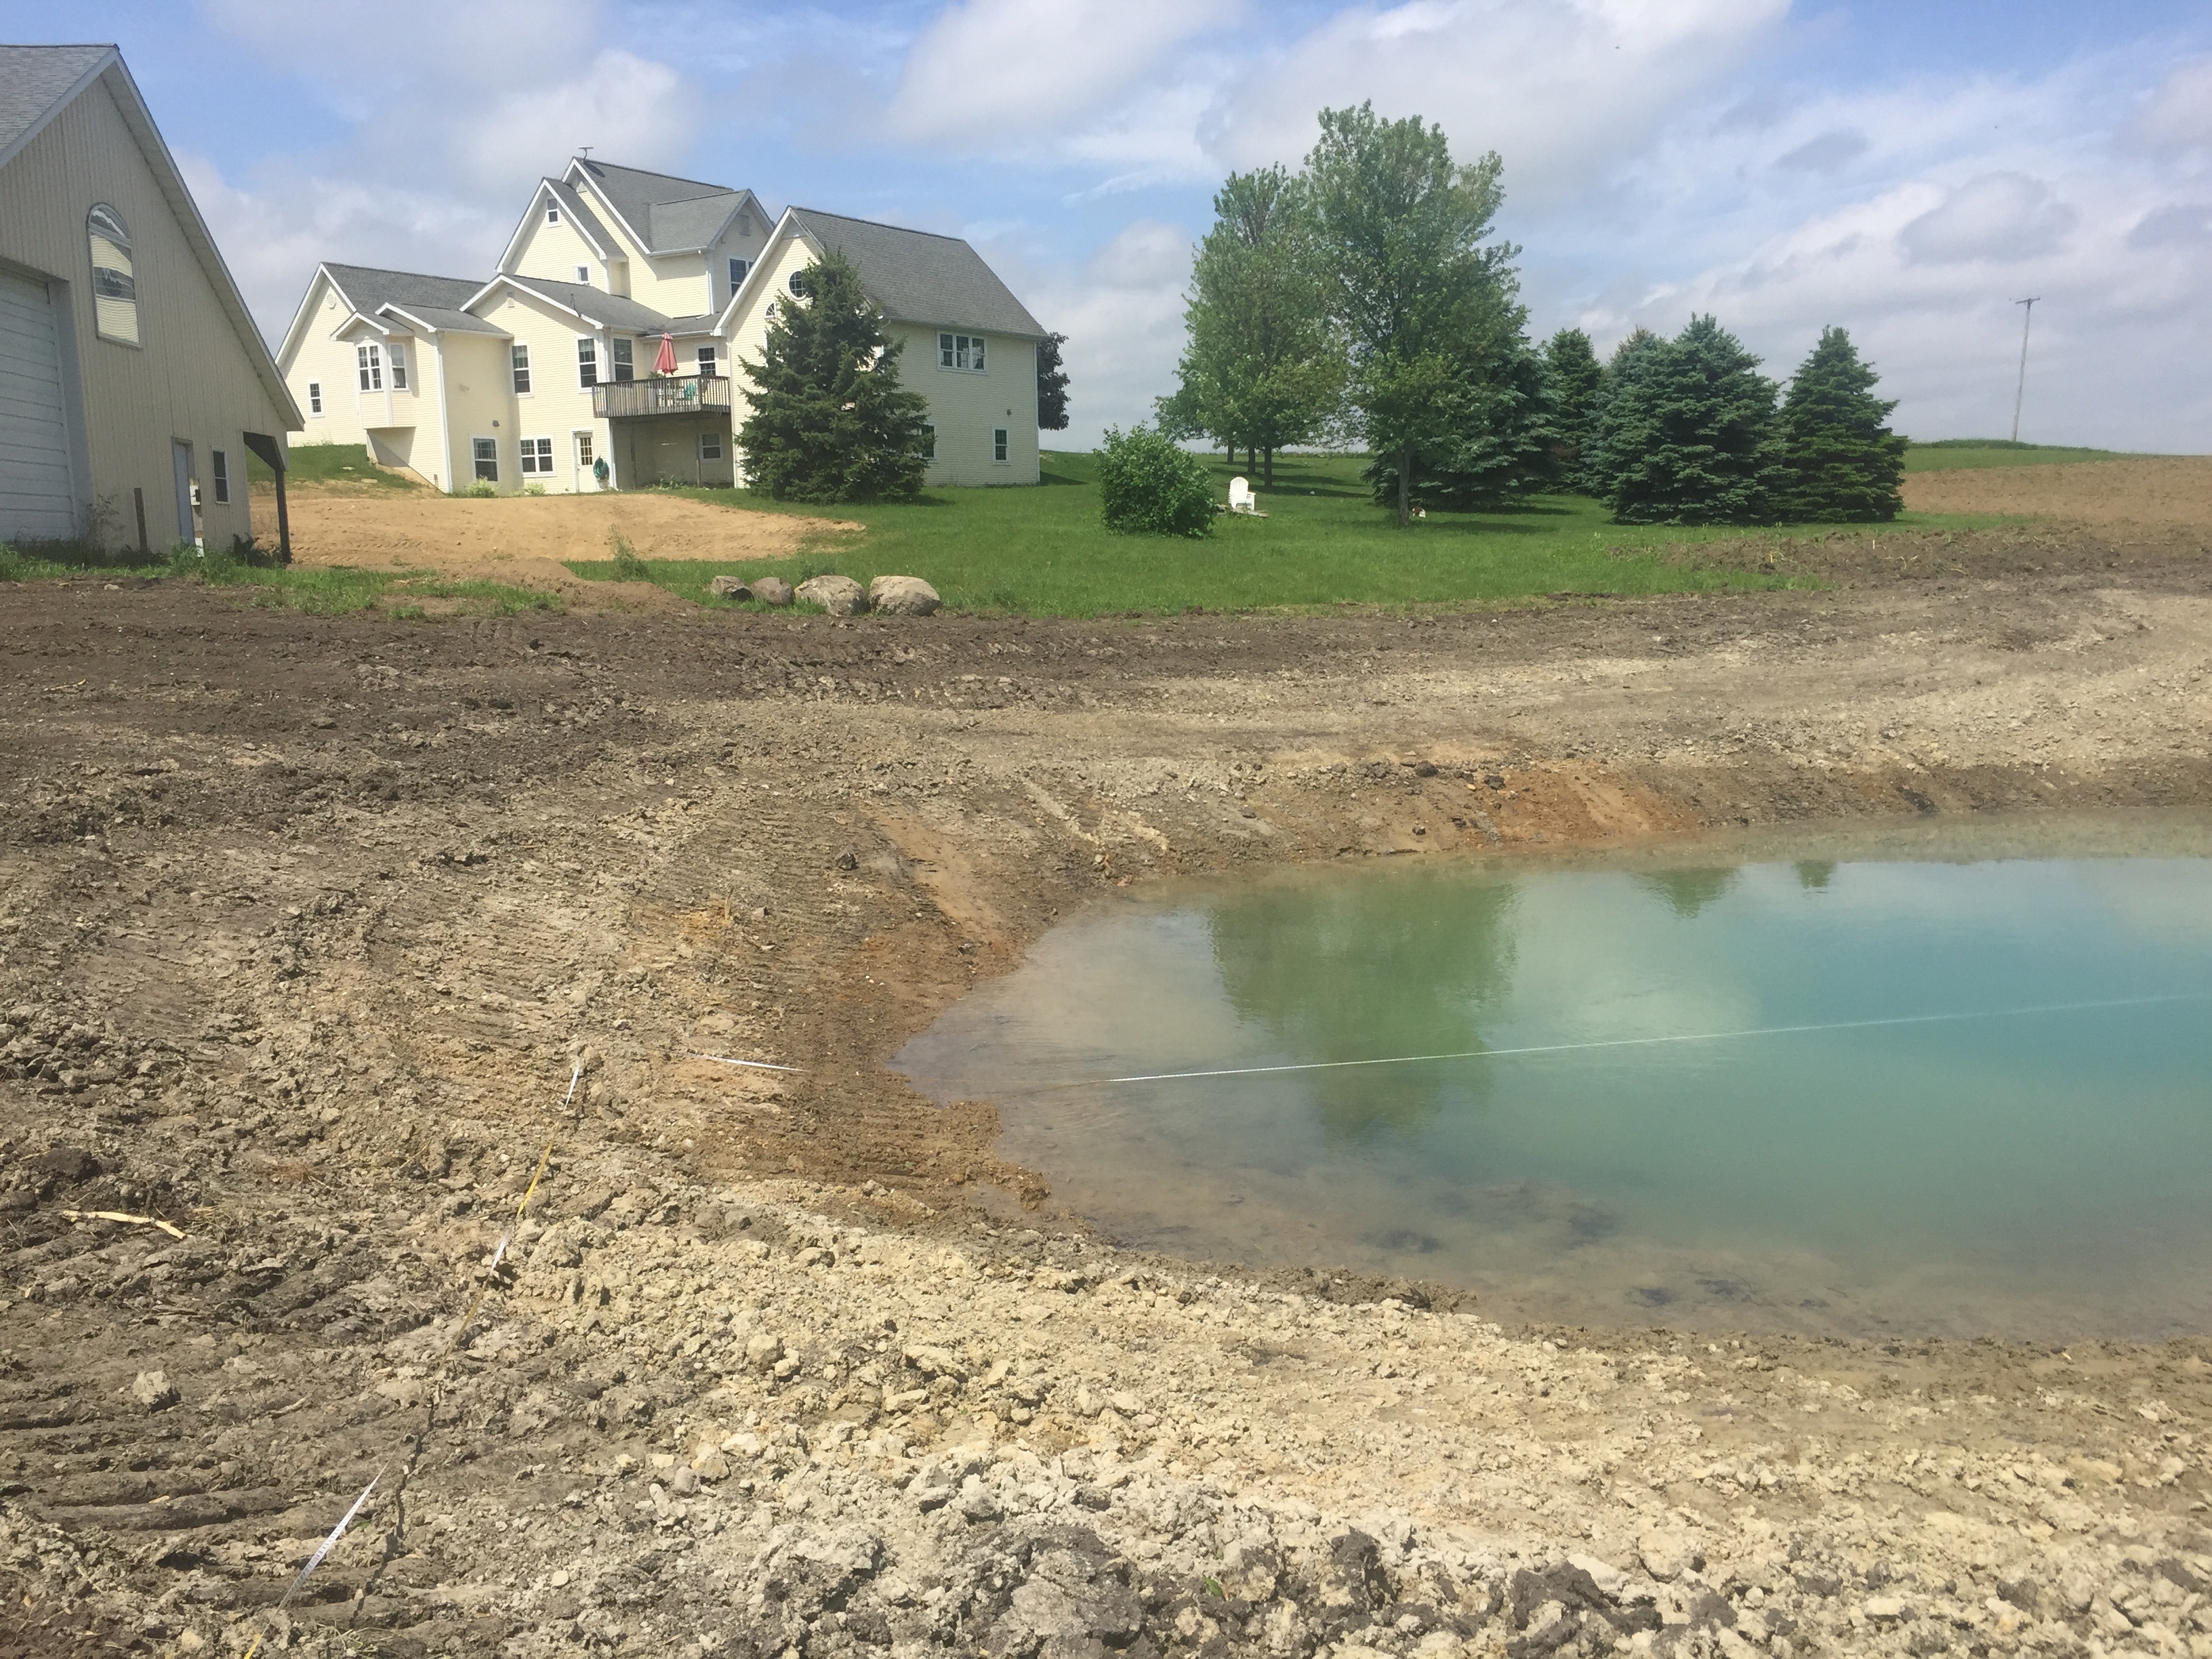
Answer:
[736,251,930,503]
[1364,328,1557,510]
[1774,326,1906,521]
[1036,331,1071,432]
[1577,327,1663,500]
[1592,315,1781,525]
[1542,327,1603,485]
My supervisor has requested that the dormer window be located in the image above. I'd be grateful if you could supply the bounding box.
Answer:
[546,205,561,224]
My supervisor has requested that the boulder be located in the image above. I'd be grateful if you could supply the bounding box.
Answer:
[750,576,794,607]
[708,574,751,599]
[796,574,867,615]
[867,575,940,616]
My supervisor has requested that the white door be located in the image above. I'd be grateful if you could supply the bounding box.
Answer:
[0,268,78,541]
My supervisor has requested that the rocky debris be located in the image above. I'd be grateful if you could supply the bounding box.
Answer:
[749,575,794,606]
[796,573,867,615]
[708,574,751,599]
[869,574,941,617]
[128,1369,178,1410]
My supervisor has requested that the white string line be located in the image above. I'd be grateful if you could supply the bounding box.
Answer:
[692,1052,803,1073]
[1024,990,2212,1091]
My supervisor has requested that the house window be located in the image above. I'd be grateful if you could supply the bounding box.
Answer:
[920,422,935,460]
[696,345,718,377]
[87,205,138,344]
[472,438,498,482]
[389,342,408,390]
[577,337,598,386]
[211,449,230,504]
[611,337,634,382]
[938,332,985,372]
[699,430,723,462]
[787,268,807,297]
[307,382,323,415]
[356,343,383,390]
[727,256,748,294]
[994,427,1009,462]
[575,264,590,284]
[547,204,561,224]
[520,437,554,475]
[575,432,594,468]
[512,344,532,394]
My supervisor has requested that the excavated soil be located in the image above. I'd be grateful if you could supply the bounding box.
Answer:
[252,484,854,608]
[1903,457,2212,533]
[3,516,2211,1658]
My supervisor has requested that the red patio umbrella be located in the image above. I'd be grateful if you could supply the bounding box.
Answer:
[653,332,678,376]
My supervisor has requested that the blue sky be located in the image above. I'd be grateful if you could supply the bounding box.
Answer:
[9,0,2210,450]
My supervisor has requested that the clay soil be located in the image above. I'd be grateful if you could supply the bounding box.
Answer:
[3,502,2211,1657]
[252,483,853,609]
[1904,457,2212,533]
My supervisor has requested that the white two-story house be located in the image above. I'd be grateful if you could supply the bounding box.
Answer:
[275,158,1047,494]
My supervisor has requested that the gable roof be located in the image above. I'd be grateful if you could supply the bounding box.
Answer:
[0,42,111,163]
[466,272,716,337]
[279,262,489,366]
[1,44,300,427]
[377,303,508,337]
[494,178,615,274]
[567,158,755,255]
[779,207,1045,339]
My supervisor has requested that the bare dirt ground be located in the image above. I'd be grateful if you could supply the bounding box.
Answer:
[3,514,2211,1657]
[252,484,853,608]
[1904,457,2212,535]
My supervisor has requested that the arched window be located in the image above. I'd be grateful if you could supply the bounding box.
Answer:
[87,205,138,344]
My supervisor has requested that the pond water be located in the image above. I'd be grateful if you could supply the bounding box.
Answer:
[895,816,2212,1339]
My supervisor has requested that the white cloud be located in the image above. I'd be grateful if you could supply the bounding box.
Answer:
[1012,219,1194,443]
[2127,57,2212,155]
[887,0,1245,148]
[1200,0,1789,201]
[1899,172,2078,266]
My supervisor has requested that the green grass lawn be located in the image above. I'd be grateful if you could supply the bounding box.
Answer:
[244,441,421,489]
[1902,438,2165,472]
[569,449,2000,617]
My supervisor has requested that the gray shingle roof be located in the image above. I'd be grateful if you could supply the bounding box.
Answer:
[378,303,507,337]
[786,208,1045,339]
[487,275,712,336]
[544,179,613,255]
[0,43,113,159]
[323,263,483,317]
[572,159,745,253]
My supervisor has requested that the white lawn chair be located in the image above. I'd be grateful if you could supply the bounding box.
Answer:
[1227,476,1266,516]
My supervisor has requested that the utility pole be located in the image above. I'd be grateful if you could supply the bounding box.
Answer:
[2010,296,2040,443]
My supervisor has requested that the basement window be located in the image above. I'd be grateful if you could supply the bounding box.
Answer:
[699,430,723,462]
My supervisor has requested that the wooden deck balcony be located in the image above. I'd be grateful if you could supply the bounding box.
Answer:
[591,373,733,420]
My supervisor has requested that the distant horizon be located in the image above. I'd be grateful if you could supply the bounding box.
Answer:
[9,1,2208,453]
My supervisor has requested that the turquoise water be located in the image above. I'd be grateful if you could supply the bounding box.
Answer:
[895,819,2212,1338]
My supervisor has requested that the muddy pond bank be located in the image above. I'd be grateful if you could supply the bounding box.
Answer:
[3,539,2211,1655]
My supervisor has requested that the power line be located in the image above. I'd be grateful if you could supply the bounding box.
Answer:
[2011,297,2041,443]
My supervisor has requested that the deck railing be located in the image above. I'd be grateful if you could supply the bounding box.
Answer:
[591,373,733,419]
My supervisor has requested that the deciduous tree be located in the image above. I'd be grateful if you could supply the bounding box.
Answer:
[737,251,931,504]
[1036,331,1071,433]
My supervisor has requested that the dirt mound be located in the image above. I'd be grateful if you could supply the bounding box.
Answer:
[254,483,858,605]
[1903,454,2212,531]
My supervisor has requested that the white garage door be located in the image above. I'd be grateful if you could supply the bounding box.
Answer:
[0,268,79,542]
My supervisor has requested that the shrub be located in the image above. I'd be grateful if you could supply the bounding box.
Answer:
[464,479,497,499]
[611,533,649,581]
[1097,425,1215,537]
[523,482,547,497]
